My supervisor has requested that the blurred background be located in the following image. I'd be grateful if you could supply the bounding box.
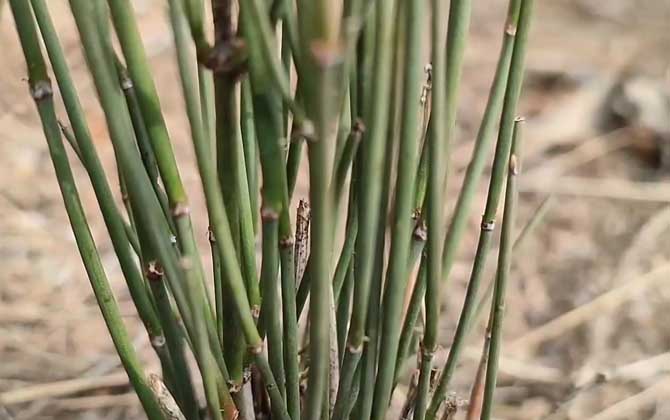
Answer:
[1,0,669,419]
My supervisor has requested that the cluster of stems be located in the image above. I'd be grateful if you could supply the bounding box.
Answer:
[9,0,534,419]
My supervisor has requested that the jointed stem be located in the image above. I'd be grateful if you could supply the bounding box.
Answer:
[480,118,523,420]
[9,2,164,418]
[427,1,535,417]
[369,0,424,416]
[12,0,539,418]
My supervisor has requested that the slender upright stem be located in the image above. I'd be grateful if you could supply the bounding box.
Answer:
[280,239,301,420]
[105,0,188,208]
[337,260,355,363]
[413,0,451,416]
[369,0,424,415]
[440,0,521,284]
[106,0,220,351]
[285,130,305,201]
[239,0,295,112]
[427,1,534,417]
[30,0,163,349]
[332,210,359,304]
[480,118,523,420]
[341,0,397,392]
[146,261,201,420]
[294,0,346,414]
[259,217,285,396]
[214,51,247,394]
[115,64,174,232]
[394,225,427,384]
[252,80,291,402]
[168,2,235,417]
[9,3,164,418]
[171,0,295,415]
[469,195,553,332]
[241,81,260,236]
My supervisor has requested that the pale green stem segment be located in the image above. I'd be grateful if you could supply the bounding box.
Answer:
[480,118,523,420]
[9,2,164,418]
[336,1,398,415]
[29,0,162,348]
[413,0,462,415]
[427,1,534,417]
[440,0,521,285]
[105,0,188,207]
[369,0,425,416]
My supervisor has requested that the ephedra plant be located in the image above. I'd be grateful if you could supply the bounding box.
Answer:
[9,0,535,418]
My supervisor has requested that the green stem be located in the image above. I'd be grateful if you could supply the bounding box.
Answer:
[168,4,241,418]
[199,65,216,146]
[427,1,534,417]
[241,81,260,236]
[105,0,188,209]
[394,224,427,384]
[369,0,424,416]
[146,261,201,420]
[115,63,174,232]
[333,119,364,201]
[285,130,305,201]
[30,0,163,348]
[239,0,297,118]
[210,232,225,345]
[214,53,246,389]
[469,195,553,333]
[350,226,386,420]
[259,217,285,397]
[105,0,219,345]
[414,0,456,414]
[332,210,359,304]
[58,121,82,160]
[304,131,335,420]
[163,4,288,414]
[253,87,288,400]
[295,0,344,416]
[337,260,355,364]
[280,241,301,420]
[440,0,522,284]
[234,95,261,329]
[9,3,164,418]
[343,0,397,380]
[480,118,523,420]
[73,0,232,417]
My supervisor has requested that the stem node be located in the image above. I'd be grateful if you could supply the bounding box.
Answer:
[480,220,496,231]
[30,79,53,101]
[279,235,294,248]
[261,205,280,221]
[146,261,164,282]
[172,202,190,217]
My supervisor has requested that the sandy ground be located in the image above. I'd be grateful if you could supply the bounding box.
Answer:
[1,0,670,419]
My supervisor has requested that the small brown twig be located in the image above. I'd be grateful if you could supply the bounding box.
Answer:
[519,176,670,202]
[148,374,187,420]
[294,200,311,285]
[544,352,670,420]
[585,377,670,420]
[51,393,138,411]
[465,320,492,420]
[509,263,670,352]
[524,126,633,178]
[0,373,129,405]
